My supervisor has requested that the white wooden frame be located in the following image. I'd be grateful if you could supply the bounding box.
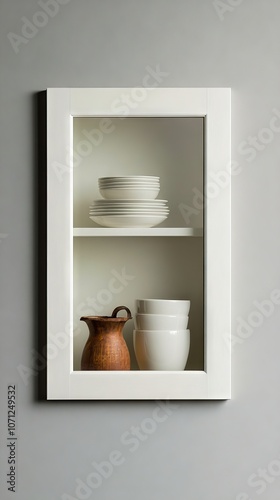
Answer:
[46,88,231,400]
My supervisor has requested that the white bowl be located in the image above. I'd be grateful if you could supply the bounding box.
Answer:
[133,329,190,370]
[90,215,167,228]
[134,313,189,330]
[99,187,160,200]
[136,299,190,315]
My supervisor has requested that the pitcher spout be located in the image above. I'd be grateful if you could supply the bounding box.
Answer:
[80,316,90,324]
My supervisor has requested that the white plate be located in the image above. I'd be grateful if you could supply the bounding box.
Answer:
[91,199,168,205]
[90,212,169,216]
[99,188,160,200]
[90,206,169,210]
[99,183,160,188]
[99,176,160,181]
[99,179,160,184]
[90,210,169,214]
[90,209,169,213]
[90,204,169,209]
[98,178,160,183]
[90,207,169,212]
[90,215,167,228]
[90,207,169,211]
[90,211,169,215]
[100,186,159,190]
[89,205,169,212]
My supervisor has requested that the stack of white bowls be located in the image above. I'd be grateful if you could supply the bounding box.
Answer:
[133,299,191,371]
[89,176,169,228]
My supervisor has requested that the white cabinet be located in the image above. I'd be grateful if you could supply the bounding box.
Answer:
[46,88,231,400]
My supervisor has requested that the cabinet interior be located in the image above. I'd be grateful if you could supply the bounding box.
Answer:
[73,116,204,372]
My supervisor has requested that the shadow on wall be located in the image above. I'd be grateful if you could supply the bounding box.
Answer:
[36,91,47,401]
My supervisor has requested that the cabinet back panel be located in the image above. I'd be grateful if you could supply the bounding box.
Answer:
[73,237,204,371]
[73,117,203,229]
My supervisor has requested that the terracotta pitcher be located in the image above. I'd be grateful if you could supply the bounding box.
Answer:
[80,306,132,370]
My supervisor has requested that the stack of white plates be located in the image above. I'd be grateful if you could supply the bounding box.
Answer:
[89,176,169,228]
[98,176,160,200]
[89,199,169,228]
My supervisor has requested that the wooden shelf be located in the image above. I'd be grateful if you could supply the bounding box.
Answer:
[73,227,203,237]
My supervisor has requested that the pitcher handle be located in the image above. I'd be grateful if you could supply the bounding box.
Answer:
[111,306,132,319]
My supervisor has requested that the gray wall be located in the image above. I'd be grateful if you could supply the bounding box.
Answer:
[1,1,280,499]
